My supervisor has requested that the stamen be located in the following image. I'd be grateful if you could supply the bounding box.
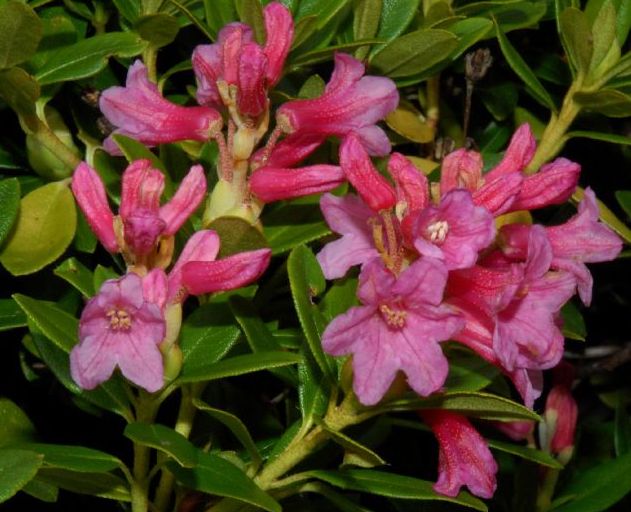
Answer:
[107,308,132,330]
[259,126,283,167]
[379,304,407,328]
[427,220,449,243]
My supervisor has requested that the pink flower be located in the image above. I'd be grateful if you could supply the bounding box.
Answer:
[70,272,166,392]
[501,188,622,305]
[193,2,293,118]
[494,420,535,441]
[484,123,536,178]
[276,53,398,156]
[544,362,577,459]
[322,258,463,405]
[420,410,498,499]
[72,160,206,260]
[100,61,222,155]
[411,189,495,270]
[249,164,345,203]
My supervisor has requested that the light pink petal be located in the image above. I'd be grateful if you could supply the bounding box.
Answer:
[116,323,165,393]
[114,272,145,310]
[237,43,268,117]
[319,193,374,237]
[440,149,483,195]
[523,225,553,282]
[249,165,345,203]
[317,237,379,281]
[356,258,396,305]
[263,2,294,85]
[552,258,593,305]
[181,248,271,295]
[120,160,165,218]
[71,163,118,253]
[70,332,119,390]
[508,368,543,409]
[167,230,220,303]
[511,158,580,211]
[160,165,207,236]
[340,133,396,212]
[486,123,536,179]
[353,125,392,156]
[388,152,429,214]
[422,410,498,499]
[143,268,168,311]
[321,303,377,357]
[394,257,448,307]
[192,44,223,107]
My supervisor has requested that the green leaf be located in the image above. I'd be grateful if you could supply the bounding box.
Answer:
[561,301,586,341]
[487,439,563,469]
[291,14,319,48]
[372,0,421,55]
[574,89,631,117]
[298,348,329,428]
[370,29,458,77]
[180,302,241,377]
[480,83,519,121]
[0,449,43,504]
[0,1,43,69]
[168,451,281,512]
[444,350,499,392]
[0,298,26,331]
[179,351,302,383]
[446,17,494,60]
[134,13,180,47]
[229,296,297,385]
[113,0,141,22]
[552,451,631,512]
[204,0,238,39]
[167,0,214,41]
[124,424,197,467]
[458,0,547,32]
[558,7,592,76]
[306,469,487,511]
[236,0,266,44]
[616,190,631,218]
[74,211,98,254]
[287,245,332,378]
[615,397,631,456]
[296,0,351,30]
[0,67,40,128]
[353,0,383,59]
[495,21,557,111]
[54,258,95,298]
[13,294,77,352]
[567,130,631,145]
[193,399,263,469]
[0,181,76,276]
[381,391,540,421]
[93,265,120,291]
[207,216,269,258]
[0,399,36,448]
[298,74,326,99]
[0,178,19,246]
[18,443,123,473]
[264,201,331,255]
[319,422,386,467]
[292,39,386,67]
[36,469,130,502]
[589,0,620,77]
[112,134,166,171]
[36,32,147,85]
[21,477,59,503]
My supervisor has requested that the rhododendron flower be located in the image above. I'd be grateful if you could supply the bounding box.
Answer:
[72,160,206,261]
[501,188,622,305]
[100,61,222,154]
[322,258,463,406]
[276,53,398,156]
[249,164,345,202]
[543,362,577,460]
[70,272,166,392]
[193,2,293,118]
[421,410,498,499]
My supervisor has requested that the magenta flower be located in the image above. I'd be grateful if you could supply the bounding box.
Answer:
[193,2,293,118]
[70,272,166,392]
[544,362,577,459]
[421,410,498,499]
[484,123,536,178]
[100,61,222,155]
[411,189,496,270]
[322,258,463,406]
[72,160,206,260]
[276,53,398,156]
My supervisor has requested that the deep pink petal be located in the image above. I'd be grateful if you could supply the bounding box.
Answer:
[388,152,429,214]
[473,171,523,216]
[356,258,396,305]
[253,133,326,169]
[485,123,536,179]
[237,43,268,117]
[192,44,222,107]
[181,248,271,295]
[71,163,118,253]
[250,165,345,203]
[511,158,580,211]
[440,149,483,195]
[263,2,293,85]
[353,125,392,156]
[160,165,207,236]
[120,160,165,219]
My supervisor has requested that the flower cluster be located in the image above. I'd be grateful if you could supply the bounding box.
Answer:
[315,124,621,497]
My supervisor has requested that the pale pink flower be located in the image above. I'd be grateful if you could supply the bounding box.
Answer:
[322,258,463,405]
[276,53,398,156]
[100,61,222,154]
[70,272,166,392]
[249,164,345,202]
[421,410,498,499]
[72,160,206,258]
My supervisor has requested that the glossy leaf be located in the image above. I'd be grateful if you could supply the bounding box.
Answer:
[372,0,421,54]
[207,216,269,259]
[567,130,631,145]
[168,451,281,512]
[124,424,197,467]
[561,301,586,341]
[134,13,180,47]
[54,258,95,298]
[385,101,435,143]
[558,7,592,76]
[236,0,266,44]
[179,351,301,383]
[444,351,500,392]
[204,0,238,38]
[495,21,557,111]
[264,202,331,256]
[319,421,386,467]
[353,0,382,59]
[487,439,563,469]
[36,32,147,85]
[36,469,130,502]
[371,29,458,78]
[21,477,58,503]
[616,190,631,218]
[306,469,487,511]
[193,399,263,469]
[574,89,631,117]
[0,299,26,332]
[0,448,43,503]
[0,182,76,276]
[0,399,35,447]
[0,178,19,246]
[18,443,124,473]
[0,1,43,69]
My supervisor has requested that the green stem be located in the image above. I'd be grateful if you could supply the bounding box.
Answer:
[535,468,560,512]
[153,384,202,512]
[131,393,160,512]
[144,46,159,84]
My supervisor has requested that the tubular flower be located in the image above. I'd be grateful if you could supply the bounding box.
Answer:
[72,160,207,264]
[276,53,399,156]
[100,61,222,155]
[421,410,498,499]
[321,258,463,406]
[193,2,293,118]
[542,362,578,462]
[70,272,167,392]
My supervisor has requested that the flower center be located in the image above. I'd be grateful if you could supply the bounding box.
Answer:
[379,304,407,328]
[426,220,449,243]
[107,308,132,330]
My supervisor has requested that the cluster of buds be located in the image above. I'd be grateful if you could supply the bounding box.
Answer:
[314,124,621,497]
